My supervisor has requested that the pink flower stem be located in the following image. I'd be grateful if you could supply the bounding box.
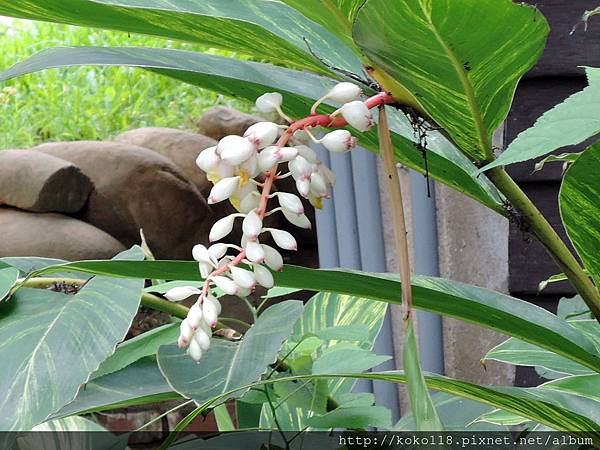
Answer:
[200,91,395,300]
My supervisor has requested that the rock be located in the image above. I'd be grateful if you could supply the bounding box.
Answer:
[35,141,211,260]
[0,208,125,260]
[0,149,93,213]
[197,106,263,141]
[115,128,215,197]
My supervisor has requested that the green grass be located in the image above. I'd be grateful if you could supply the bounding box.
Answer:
[0,19,249,149]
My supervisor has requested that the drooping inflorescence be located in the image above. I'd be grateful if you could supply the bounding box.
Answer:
[165,82,394,362]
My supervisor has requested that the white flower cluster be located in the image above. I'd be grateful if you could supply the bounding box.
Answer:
[167,81,376,362]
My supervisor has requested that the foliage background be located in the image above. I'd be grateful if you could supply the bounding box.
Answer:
[0,18,247,149]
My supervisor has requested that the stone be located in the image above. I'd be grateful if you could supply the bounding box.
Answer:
[115,127,216,197]
[197,106,263,141]
[0,149,93,213]
[35,141,211,260]
[0,208,125,260]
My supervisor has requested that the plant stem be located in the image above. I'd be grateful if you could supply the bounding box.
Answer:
[487,167,600,322]
[378,104,413,320]
[19,277,190,319]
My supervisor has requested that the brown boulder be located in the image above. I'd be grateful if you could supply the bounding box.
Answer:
[114,128,215,197]
[35,141,211,260]
[197,106,263,141]
[0,208,125,260]
[0,149,93,213]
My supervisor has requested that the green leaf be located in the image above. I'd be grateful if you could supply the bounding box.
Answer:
[0,46,504,213]
[541,374,600,402]
[0,0,359,74]
[291,291,387,397]
[31,260,600,374]
[32,416,107,432]
[557,296,592,321]
[305,406,392,429]
[55,357,180,418]
[312,347,390,375]
[476,409,532,427]
[534,152,581,174]
[277,0,362,49]
[484,67,600,170]
[0,267,18,301]
[0,248,144,431]
[157,301,303,405]
[403,318,444,431]
[312,324,370,342]
[560,141,600,289]
[199,371,600,440]
[214,404,236,432]
[93,322,180,378]
[353,0,548,160]
[262,286,302,300]
[484,338,594,378]
[25,417,128,450]
[395,392,505,431]
[0,256,67,274]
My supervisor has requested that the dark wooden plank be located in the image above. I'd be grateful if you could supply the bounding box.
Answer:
[505,77,587,182]
[522,0,600,78]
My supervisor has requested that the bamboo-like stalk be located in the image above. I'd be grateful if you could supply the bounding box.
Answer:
[378,104,413,320]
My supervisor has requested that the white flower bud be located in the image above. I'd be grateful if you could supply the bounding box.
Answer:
[196,146,219,172]
[267,228,297,251]
[282,209,312,229]
[256,92,283,113]
[277,192,304,214]
[296,177,310,197]
[198,261,213,279]
[165,286,200,302]
[212,276,239,295]
[192,244,216,266]
[240,191,260,213]
[262,244,284,271]
[229,266,256,290]
[208,243,228,261]
[179,318,194,344]
[193,328,212,352]
[217,135,255,165]
[178,335,188,349]
[237,287,253,297]
[321,129,357,153]
[278,146,299,162]
[242,210,263,240]
[205,294,222,315]
[188,338,203,362]
[327,82,362,103]
[209,214,238,242]
[202,299,219,328]
[296,145,318,164]
[340,101,374,132]
[310,172,328,197]
[211,160,235,180]
[254,264,274,289]
[244,122,280,149]
[245,240,265,263]
[289,156,312,180]
[258,146,280,172]
[208,176,241,204]
[317,163,336,186]
[187,303,204,330]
